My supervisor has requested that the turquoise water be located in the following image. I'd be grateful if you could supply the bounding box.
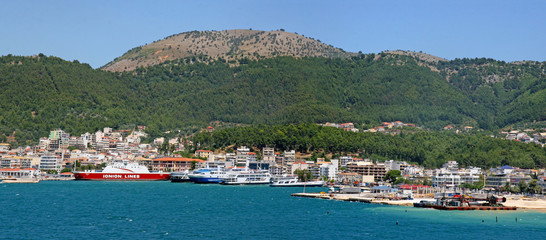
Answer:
[1,181,544,239]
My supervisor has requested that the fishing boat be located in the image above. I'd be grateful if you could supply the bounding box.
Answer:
[187,168,228,183]
[73,161,170,181]
[220,169,271,185]
[269,175,325,187]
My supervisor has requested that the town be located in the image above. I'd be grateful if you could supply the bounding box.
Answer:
[0,125,545,197]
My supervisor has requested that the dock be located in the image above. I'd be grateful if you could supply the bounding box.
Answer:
[291,192,419,207]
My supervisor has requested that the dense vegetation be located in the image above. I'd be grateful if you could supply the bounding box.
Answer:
[191,124,546,169]
[0,53,544,150]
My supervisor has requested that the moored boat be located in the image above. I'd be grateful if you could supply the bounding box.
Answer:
[269,175,325,187]
[187,168,228,183]
[73,161,170,181]
[171,171,191,182]
[220,169,271,185]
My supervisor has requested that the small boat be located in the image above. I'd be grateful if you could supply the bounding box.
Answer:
[413,200,437,208]
[269,175,325,187]
[220,169,271,185]
[188,168,228,183]
[171,171,191,182]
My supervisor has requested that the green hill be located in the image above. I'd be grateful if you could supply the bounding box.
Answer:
[0,52,544,145]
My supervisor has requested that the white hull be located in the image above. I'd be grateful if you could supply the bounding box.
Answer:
[270,179,325,187]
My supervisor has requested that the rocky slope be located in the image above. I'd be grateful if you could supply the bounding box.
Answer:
[102,29,356,72]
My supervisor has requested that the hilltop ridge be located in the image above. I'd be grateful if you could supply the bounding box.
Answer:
[102,29,356,72]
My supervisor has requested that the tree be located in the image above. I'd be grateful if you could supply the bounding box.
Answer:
[190,161,197,170]
[501,182,511,193]
[518,180,528,193]
[384,170,401,183]
[61,168,72,173]
[294,169,313,182]
[528,179,539,194]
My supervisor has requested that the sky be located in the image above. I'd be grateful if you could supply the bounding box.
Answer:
[1,0,545,68]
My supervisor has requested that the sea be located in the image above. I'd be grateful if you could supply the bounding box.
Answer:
[1,181,544,240]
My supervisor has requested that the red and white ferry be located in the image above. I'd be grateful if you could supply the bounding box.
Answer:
[73,161,170,181]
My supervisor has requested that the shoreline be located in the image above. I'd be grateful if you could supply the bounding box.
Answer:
[292,193,546,212]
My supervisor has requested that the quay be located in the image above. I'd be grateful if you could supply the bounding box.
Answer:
[291,192,419,207]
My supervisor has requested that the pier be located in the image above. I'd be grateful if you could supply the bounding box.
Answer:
[291,192,417,207]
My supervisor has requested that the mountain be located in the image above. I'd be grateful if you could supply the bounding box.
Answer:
[1,30,545,147]
[102,29,356,72]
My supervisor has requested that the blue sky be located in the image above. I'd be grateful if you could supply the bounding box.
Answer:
[1,0,545,68]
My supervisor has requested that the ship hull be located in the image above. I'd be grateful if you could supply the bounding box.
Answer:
[188,176,223,183]
[73,172,170,181]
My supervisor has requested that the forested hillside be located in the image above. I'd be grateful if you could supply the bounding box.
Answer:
[191,124,546,169]
[0,52,544,147]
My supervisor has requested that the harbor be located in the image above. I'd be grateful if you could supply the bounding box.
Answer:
[291,190,546,211]
[2,181,545,239]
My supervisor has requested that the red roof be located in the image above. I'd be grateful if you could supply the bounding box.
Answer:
[153,157,205,162]
[196,150,212,152]
[248,152,256,155]
[61,172,74,175]
[398,184,431,190]
[1,168,21,171]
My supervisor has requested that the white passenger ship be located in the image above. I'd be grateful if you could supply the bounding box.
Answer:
[269,175,325,187]
[220,169,271,185]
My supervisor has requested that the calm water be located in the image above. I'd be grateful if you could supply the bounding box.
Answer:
[1,181,544,239]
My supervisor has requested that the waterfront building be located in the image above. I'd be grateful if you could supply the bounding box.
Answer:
[274,152,284,166]
[346,161,386,182]
[319,160,338,180]
[283,150,295,164]
[1,157,11,168]
[338,172,362,184]
[432,172,462,188]
[262,147,275,163]
[307,162,321,179]
[0,168,40,178]
[247,161,270,170]
[236,146,250,166]
[226,153,237,166]
[485,172,532,189]
[39,154,62,172]
[269,164,284,176]
[290,161,308,174]
[247,152,257,162]
[149,157,206,172]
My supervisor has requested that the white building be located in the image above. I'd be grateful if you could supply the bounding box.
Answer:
[262,147,275,163]
[319,160,338,180]
[283,150,295,164]
[39,154,62,172]
[236,146,250,166]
